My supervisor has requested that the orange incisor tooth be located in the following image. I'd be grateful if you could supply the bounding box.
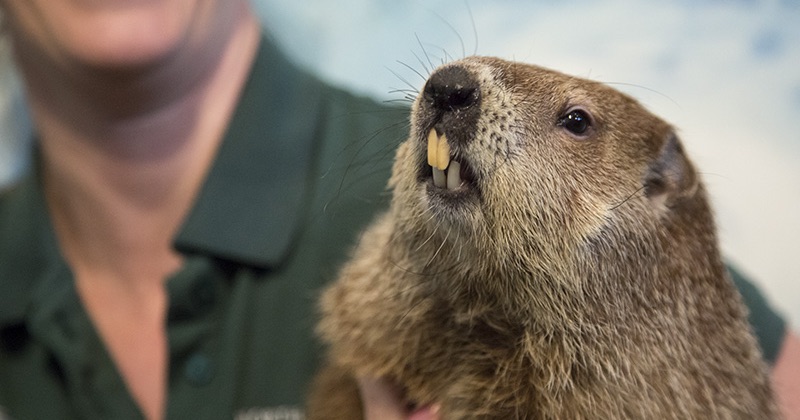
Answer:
[427,129,438,168]
[436,132,450,170]
[427,129,450,171]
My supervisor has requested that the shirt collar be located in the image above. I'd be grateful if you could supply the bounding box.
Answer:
[0,168,68,325]
[174,34,327,268]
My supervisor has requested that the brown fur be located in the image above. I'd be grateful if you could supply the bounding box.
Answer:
[308,57,777,419]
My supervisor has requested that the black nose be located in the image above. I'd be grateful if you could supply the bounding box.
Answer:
[423,65,480,111]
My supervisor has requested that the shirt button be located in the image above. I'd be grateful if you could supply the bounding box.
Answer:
[185,353,214,386]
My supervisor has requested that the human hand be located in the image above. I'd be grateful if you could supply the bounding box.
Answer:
[357,376,440,420]
[773,330,800,420]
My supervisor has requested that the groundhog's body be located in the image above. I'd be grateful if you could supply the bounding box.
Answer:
[309,57,777,419]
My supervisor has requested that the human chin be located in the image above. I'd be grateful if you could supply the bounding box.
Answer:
[63,3,199,69]
[0,0,198,71]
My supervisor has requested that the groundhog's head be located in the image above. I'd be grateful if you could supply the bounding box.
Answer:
[389,57,704,287]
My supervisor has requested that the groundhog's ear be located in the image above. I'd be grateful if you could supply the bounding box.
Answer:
[643,132,699,207]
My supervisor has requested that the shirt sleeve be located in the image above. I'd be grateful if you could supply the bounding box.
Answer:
[728,264,787,365]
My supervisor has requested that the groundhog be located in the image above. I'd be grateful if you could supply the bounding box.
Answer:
[308,56,778,419]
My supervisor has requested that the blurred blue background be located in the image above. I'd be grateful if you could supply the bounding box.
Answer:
[1,0,798,327]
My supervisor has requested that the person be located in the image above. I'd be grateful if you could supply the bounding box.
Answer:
[0,1,795,419]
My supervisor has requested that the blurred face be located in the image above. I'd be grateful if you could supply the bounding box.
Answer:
[0,0,224,70]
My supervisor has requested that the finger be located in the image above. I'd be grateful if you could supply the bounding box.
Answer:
[409,404,442,420]
[357,376,408,420]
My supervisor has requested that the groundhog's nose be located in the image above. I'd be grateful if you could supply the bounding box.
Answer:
[423,65,480,111]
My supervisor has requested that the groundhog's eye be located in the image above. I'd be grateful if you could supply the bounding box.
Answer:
[558,108,592,136]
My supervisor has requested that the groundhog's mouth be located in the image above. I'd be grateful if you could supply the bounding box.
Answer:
[422,127,478,194]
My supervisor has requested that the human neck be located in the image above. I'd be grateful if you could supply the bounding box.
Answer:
[25,7,261,284]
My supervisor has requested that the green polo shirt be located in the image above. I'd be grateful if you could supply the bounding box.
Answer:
[0,35,407,419]
[0,34,786,420]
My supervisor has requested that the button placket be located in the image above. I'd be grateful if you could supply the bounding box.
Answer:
[167,257,225,392]
[191,277,217,314]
